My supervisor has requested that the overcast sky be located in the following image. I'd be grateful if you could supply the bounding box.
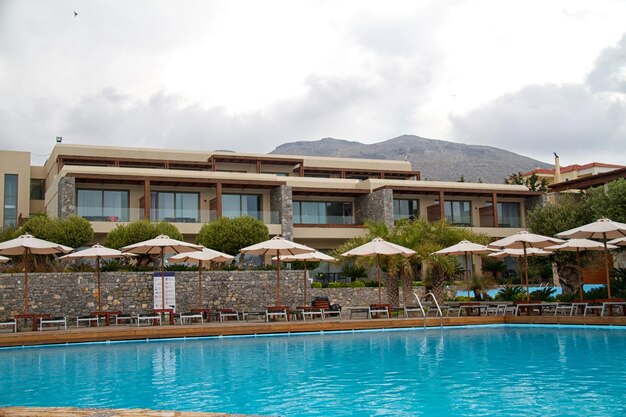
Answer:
[1,0,625,166]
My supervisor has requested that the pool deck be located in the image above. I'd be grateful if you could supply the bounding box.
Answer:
[1,315,625,348]
[0,407,269,417]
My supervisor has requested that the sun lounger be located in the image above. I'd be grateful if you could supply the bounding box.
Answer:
[369,304,391,319]
[0,318,17,333]
[137,313,162,326]
[296,307,324,321]
[39,316,67,331]
[323,308,341,320]
[179,312,204,325]
[404,305,425,318]
[115,314,135,326]
[217,308,240,322]
[265,306,289,322]
[76,315,99,327]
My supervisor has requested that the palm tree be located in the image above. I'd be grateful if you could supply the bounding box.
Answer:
[333,218,489,306]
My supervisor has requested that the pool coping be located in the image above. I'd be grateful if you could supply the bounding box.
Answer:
[1,315,625,348]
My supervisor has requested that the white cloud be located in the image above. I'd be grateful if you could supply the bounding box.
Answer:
[1,0,626,167]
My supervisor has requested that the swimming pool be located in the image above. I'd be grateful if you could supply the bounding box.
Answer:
[1,326,625,417]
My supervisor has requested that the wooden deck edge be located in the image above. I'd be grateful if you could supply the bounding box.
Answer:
[0,407,269,417]
[1,316,624,348]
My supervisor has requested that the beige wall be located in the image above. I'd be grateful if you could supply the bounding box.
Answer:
[0,150,31,227]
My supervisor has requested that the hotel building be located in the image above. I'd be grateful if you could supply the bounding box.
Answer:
[1,144,541,250]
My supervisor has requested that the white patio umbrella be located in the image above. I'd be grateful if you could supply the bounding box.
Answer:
[489,231,564,300]
[0,255,9,263]
[59,244,135,312]
[121,235,203,310]
[557,218,626,298]
[433,240,495,301]
[341,237,416,303]
[169,247,235,309]
[545,239,618,301]
[608,237,626,246]
[273,250,336,306]
[240,236,315,305]
[0,234,73,313]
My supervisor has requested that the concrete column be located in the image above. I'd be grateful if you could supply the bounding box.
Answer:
[355,188,394,228]
[270,185,293,240]
[57,177,76,219]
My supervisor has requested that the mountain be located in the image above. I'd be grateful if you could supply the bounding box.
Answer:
[270,135,552,183]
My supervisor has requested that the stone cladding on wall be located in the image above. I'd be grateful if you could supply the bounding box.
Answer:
[270,185,293,240]
[355,188,394,228]
[57,177,76,219]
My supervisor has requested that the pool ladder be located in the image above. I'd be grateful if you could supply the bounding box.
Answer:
[413,292,443,328]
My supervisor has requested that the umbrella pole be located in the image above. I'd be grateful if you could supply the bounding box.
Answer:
[198,260,203,309]
[304,259,308,306]
[276,251,281,305]
[576,249,583,302]
[377,254,382,303]
[23,248,30,314]
[603,235,611,299]
[96,256,102,312]
[465,253,471,301]
[523,245,530,301]
[161,247,166,310]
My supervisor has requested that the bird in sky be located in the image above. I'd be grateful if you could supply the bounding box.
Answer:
[74,11,78,17]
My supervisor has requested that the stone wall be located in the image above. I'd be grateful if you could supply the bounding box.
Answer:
[0,270,305,318]
[0,270,466,319]
[355,188,394,228]
[57,177,76,219]
[270,185,293,240]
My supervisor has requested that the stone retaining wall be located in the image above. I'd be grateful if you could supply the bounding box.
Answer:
[0,271,465,318]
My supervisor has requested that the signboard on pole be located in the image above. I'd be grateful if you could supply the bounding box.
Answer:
[153,272,176,311]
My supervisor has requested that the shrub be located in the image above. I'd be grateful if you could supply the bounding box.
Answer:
[311,282,323,288]
[196,216,268,255]
[20,214,94,248]
[350,280,366,288]
[529,287,557,302]
[103,220,182,249]
[495,285,525,301]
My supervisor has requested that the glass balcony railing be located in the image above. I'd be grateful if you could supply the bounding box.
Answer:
[77,208,279,225]
[294,215,355,225]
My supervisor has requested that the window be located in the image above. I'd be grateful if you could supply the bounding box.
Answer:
[486,202,521,227]
[444,200,471,226]
[393,199,419,221]
[151,191,199,222]
[222,194,261,220]
[3,174,18,228]
[293,201,353,224]
[30,179,45,200]
[77,189,129,222]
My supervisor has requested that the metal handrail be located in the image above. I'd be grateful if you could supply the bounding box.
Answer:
[412,292,427,317]
[413,292,443,328]
[425,292,443,317]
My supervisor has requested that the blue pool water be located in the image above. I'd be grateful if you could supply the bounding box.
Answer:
[1,326,625,417]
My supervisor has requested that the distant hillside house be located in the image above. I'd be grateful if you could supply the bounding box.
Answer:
[523,154,625,192]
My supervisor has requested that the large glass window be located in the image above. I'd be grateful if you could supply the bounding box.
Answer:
[222,194,261,220]
[30,179,45,200]
[496,202,521,227]
[151,191,199,222]
[3,174,18,228]
[393,199,419,221]
[444,200,472,226]
[77,189,129,222]
[293,201,353,224]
